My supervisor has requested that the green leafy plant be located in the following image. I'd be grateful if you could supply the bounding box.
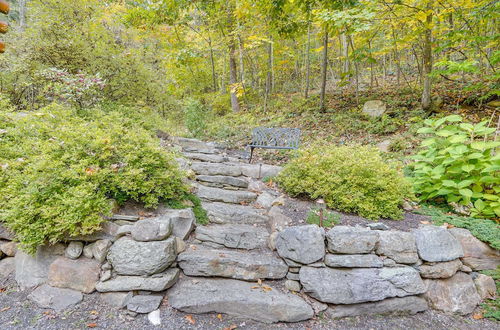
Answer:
[411,115,500,218]
[480,268,500,321]
[277,145,413,220]
[0,105,187,253]
[165,193,209,225]
[184,98,208,138]
[306,207,340,228]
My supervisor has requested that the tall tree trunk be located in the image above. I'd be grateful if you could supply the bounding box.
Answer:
[264,38,273,112]
[341,33,349,76]
[19,0,27,30]
[229,38,240,112]
[421,7,433,111]
[320,26,328,111]
[304,19,311,98]
[208,36,217,92]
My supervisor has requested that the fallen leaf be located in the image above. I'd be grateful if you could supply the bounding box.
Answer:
[87,323,98,328]
[251,286,260,289]
[472,313,483,320]
[185,314,196,325]
[257,279,262,285]
[1,307,10,312]
[420,221,430,225]
[0,288,6,293]
[223,325,237,330]
[90,310,99,315]
[217,313,223,321]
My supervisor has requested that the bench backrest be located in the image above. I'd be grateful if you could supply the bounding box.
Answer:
[250,127,301,149]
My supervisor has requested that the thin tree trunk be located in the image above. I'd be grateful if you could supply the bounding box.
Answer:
[229,38,240,112]
[320,26,329,111]
[421,6,433,111]
[304,19,311,98]
[19,0,27,30]
[264,38,272,112]
[341,33,349,76]
[208,36,217,92]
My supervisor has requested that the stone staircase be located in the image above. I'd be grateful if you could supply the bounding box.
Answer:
[167,137,314,323]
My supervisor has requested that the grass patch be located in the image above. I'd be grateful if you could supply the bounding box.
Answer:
[306,208,340,228]
[415,205,500,250]
[165,193,209,225]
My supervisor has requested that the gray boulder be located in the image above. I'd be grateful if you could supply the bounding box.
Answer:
[474,274,497,300]
[48,257,100,293]
[424,272,481,315]
[0,224,14,240]
[28,284,83,311]
[325,254,383,268]
[269,206,291,232]
[127,295,163,314]
[0,241,17,257]
[15,244,65,289]
[0,257,15,278]
[173,137,217,154]
[65,241,83,260]
[131,218,172,242]
[276,225,325,265]
[100,292,133,308]
[449,227,500,270]
[184,152,227,163]
[414,226,463,262]
[300,266,425,304]
[196,175,248,189]
[178,248,288,281]
[196,185,257,204]
[83,243,94,259]
[240,164,283,179]
[362,100,386,117]
[376,231,419,264]
[168,277,313,323]
[96,268,179,292]
[256,192,276,209]
[326,226,379,254]
[92,239,112,263]
[107,237,176,276]
[202,202,268,225]
[418,259,462,279]
[327,296,428,318]
[195,224,269,250]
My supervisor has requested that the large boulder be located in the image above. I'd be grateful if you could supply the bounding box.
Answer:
[0,241,17,257]
[131,218,172,242]
[0,257,15,278]
[161,209,196,240]
[362,100,386,117]
[413,226,463,262]
[449,227,500,270]
[107,237,176,276]
[168,277,314,323]
[327,296,428,318]
[326,226,378,254]
[376,231,419,264]
[423,272,481,315]
[48,257,100,293]
[299,266,425,304]
[418,259,462,279]
[276,225,325,264]
[195,224,269,250]
[96,269,179,292]
[324,254,383,268]
[92,239,112,263]
[178,248,288,281]
[15,244,65,289]
[28,284,83,312]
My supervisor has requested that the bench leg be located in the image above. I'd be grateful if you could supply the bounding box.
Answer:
[249,147,255,164]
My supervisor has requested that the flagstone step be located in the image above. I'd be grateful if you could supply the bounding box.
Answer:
[196,185,257,204]
[195,224,269,250]
[201,202,268,225]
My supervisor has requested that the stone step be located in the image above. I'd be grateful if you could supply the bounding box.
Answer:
[183,152,228,163]
[173,137,218,154]
[196,185,257,204]
[191,162,241,176]
[195,224,269,250]
[202,202,268,225]
[177,247,288,281]
[167,277,314,323]
[196,175,249,189]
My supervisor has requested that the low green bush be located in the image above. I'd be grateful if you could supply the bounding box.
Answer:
[0,105,187,253]
[277,145,413,220]
[411,115,500,218]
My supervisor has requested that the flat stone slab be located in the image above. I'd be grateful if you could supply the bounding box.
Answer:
[327,296,428,318]
[326,226,379,254]
[167,277,314,323]
[325,254,383,268]
[414,226,463,262]
[178,247,288,281]
[28,284,83,311]
[239,164,283,179]
[96,268,180,292]
[276,225,325,264]
[127,295,163,314]
[191,163,241,176]
[376,231,419,264]
[449,227,500,271]
[196,185,257,204]
[107,237,176,276]
[48,257,100,293]
[183,152,227,163]
[202,202,268,224]
[15,244,65,290]
[195,224,269,250]
[196,175,249,189]
[300,266,426,304]
[173,137,217,154]
[0,257,15,278]
[418,259,462,279]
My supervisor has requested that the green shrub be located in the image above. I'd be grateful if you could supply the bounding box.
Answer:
[184,98,208,138]
[0,105,187,253]
[411,115,500,218]
[277,145,413,220]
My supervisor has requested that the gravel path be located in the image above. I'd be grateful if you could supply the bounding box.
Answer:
[1,274,497,330]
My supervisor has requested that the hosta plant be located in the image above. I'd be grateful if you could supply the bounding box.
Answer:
[412,115,500,218]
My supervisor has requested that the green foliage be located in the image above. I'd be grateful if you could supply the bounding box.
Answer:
[277,145,413,220]
[306,207,340,228]
[184,98,208,138]
[480,268,500,321]
[0,105,187,253]
[416,205,500,250]
[165,193,209,225]
[411,115,500,218]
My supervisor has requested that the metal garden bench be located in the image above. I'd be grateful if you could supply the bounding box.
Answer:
[247,127,301,163]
